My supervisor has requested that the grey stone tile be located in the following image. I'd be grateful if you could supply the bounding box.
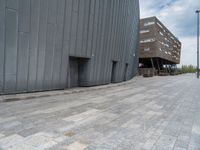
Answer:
[0,134,24,149]
[152,134,177,150]
[0,74,199,149]
[173,146,187,150]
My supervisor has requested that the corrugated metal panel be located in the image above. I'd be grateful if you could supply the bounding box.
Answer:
[28,0,39,91]
[36,0,48,90]
[0,0,6,94]
[16,32,29,92]
[0,0,140,94]
[4,8,18,93]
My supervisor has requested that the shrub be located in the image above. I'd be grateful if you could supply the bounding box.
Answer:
[181,65,196,74]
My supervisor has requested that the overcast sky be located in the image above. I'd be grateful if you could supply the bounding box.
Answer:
[139,0,200,66]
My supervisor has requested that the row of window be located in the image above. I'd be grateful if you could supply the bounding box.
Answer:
[156,22,180,46]
[141,30,180,49]
[141,38,180,55]
[143,21,180,45]
[144,21,155,26]
[158,30,180,46]
[140,30,150,34]
[159,41,169,48]
[140,38,155,43]
[143,46,180,57]
[157,22,163,29]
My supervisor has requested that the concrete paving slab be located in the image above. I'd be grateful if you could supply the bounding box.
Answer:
[0,74,199,150]
[66,141,88,150]
[0,134,24,149]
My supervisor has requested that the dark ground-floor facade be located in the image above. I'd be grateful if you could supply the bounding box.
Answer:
[139,57,179,76]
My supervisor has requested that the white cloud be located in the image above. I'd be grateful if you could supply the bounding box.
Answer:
[140,0,200,66]
[180,36,197,65]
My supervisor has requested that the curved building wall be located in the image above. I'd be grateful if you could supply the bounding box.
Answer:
[0,0,140,94]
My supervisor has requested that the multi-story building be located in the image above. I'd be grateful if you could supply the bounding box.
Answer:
[139,17,181,75]
[0,0,140,95]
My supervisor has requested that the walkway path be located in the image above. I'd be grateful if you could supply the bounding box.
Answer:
[0,74,199,150]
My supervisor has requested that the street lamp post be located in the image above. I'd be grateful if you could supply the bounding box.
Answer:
[196,10,200,79]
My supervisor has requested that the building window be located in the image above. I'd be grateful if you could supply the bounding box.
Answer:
[140,30,150,34]
[159,31,164,36]
[170,36,175,40]
[144,21,155,26]
[144,47,150,52]
[157,22,163,29]
[140,38,155,43]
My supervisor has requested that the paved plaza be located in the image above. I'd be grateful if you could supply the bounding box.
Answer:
[0,74,200,150]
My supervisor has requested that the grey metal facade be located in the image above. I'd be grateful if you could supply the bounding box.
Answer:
[0,0,140,95]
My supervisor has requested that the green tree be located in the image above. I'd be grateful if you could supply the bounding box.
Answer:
[181,65,196,73]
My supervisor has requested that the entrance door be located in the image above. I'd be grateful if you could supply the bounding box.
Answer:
[124,63,128,81]
[69,59,79,87]
[111,61,117,83]
[68,57,89,88]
